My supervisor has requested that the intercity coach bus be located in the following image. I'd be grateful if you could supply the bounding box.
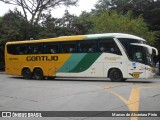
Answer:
[5,33,158,82]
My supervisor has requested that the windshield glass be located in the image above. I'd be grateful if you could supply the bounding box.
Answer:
[118,38,146,59]
[144,47,155,66]
[131,45,154,66]
[131,46,144,63]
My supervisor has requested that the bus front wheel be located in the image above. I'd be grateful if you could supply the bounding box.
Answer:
[109,69,123,82]
[33,68,44,80]
[22,68,32,79]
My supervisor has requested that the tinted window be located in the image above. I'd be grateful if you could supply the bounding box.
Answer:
[78,41,96,53]
[27,43,43,54]
[7,43,43,55]
[7,44,19,55]
[99,39,122,55]
[131,46,145,64]
[61,42,77,53]
[44,43,59,54]
[18,44,28,54]
[118,38,144,58]
[118,38,141,51]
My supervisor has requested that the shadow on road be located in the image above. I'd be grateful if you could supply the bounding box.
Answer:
[9,76,154,84]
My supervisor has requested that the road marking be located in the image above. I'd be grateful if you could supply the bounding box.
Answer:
[138,85,160,89]
[108,87,140,120]
[104,85,160,120]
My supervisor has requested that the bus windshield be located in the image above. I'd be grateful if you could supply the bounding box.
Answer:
[117,38,145,60]
[144,47,155,66]
[118,37,158,65]
[131,45,154,66]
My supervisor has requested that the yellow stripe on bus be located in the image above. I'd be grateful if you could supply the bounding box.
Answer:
[6,54,72,76]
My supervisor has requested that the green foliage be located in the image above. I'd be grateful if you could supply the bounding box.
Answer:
[0,17,2,24]
[40,10,93,37]
[0,9,31,43]
[72,12,93,35]
[89,10,155,44]
[0,1,157,46]
[56,10,78,36]
[95,0,160,49]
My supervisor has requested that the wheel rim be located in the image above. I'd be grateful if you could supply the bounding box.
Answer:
[34,69,43,79]
[24,70,30,76]
[22,68,31,79]
[113,72,120,79]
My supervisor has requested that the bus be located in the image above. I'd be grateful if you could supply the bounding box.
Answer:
[5,33,158,82]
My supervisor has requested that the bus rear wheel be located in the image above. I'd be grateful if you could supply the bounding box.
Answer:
[22,68,32,79]
[33,68,44,80]
[109,69,123,82]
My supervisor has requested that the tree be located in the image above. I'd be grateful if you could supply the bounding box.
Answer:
[56,10,78,36]
[93,0,132,14]
[0,0,78,25]
[0,9,31,42]
[94,0,160,28]
[40,10,93,37]
[95,0,152,16]
[89,10,155,45]
[72,11,93,35]
[39,10,76,37]
[39,13,58,38]
[95,0,160,45]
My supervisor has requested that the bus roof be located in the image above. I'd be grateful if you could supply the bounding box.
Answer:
[87,33,145,41]
[6,33,146,45]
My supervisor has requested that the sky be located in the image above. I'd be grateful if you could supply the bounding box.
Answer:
[0,0,98,18]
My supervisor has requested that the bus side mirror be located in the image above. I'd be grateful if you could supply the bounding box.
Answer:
[151,47,158,56]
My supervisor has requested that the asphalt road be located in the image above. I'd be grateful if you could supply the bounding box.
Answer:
[0,72,160,120]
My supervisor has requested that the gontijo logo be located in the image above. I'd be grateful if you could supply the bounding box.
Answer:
[26,56,58,61]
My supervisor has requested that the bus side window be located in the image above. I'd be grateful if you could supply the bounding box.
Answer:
[50,44,58,53]
[100,46,106,52]
[7,44,19,55]
[99,39,122,55]
[27,44,43,54]
[79,41,96,53]
[19,45,28,54]
[43,43,59,54]
[61,42,77,53]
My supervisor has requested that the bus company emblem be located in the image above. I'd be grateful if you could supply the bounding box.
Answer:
[105,57,120,61]
[26,56,58,61]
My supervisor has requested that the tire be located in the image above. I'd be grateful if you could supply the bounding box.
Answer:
[109,69,123,82]
[22,68,32,79]
[122,79,127,82]
[33,68,44,80]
